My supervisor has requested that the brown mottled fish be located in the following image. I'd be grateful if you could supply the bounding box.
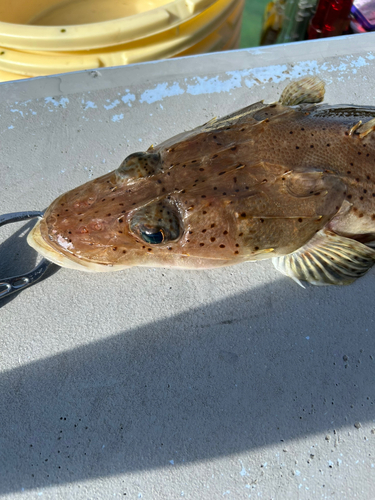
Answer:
[28,77,375,286]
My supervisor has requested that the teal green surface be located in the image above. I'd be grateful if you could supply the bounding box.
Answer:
[240,0,269,48]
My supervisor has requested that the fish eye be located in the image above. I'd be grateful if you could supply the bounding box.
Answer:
[130,200,181,245]
[139,227,165,245]
[116,151,162,181]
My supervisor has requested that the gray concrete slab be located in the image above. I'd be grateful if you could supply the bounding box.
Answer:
[1,33,375,499]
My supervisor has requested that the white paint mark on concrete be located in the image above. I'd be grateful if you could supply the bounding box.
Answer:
[122,92,136,106]
[112,114,124,122]
[84,100,97,110]
[10,109,23,117]
[136,53,375,105]
[45,96,69,108]
[351,56,367,69]
[104,99,120,110]
[187,74,243,95]
[140,82,184,104]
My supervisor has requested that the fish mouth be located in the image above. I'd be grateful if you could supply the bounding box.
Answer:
[27,219,128,272]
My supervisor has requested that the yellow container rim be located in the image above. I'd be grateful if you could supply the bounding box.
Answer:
[0,0,218,52]
[0,0,242,76]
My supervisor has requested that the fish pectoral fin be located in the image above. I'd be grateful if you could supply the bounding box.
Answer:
[272,229,375,286]
[279,76,325,106]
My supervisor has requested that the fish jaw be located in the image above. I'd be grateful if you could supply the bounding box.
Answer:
[27,219,129,272]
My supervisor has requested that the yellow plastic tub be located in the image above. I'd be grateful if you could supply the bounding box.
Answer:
[0,0,244,81]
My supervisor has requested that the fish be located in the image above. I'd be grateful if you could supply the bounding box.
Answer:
[27,76,375,286]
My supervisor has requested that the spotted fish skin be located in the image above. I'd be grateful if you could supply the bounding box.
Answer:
[27,77,375,284]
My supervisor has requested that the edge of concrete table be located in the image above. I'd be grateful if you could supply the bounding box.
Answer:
[1,33,375,499]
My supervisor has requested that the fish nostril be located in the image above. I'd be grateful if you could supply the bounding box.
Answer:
[91,220,104,231]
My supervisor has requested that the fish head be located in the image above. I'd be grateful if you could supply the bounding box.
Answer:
[27,150,241,271]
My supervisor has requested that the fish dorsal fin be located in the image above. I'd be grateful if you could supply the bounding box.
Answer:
[272,229,375,286]
[279,76,325,106]
[353,117,375,139]
[202,101,266,132]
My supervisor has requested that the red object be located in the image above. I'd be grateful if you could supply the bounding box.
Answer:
[308,0,354,39]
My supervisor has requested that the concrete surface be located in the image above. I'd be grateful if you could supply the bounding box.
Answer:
[1,33,375,499]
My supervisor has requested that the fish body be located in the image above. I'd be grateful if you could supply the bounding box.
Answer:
[28,77,375,285]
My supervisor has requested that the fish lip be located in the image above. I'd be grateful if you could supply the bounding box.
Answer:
[27,219,129,272]
[27,219,66,265]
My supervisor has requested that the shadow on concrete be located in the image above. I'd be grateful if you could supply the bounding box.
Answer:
[0,221,59,307]
[0,275,374,493]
